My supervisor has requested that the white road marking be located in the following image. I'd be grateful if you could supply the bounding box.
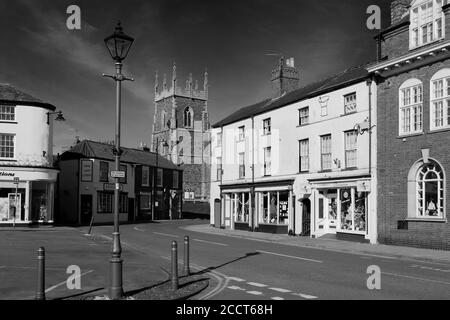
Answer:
[383,272,450,285]
[226,277,246,282]
[153,232,179,238]
[410,264,450,273]
[228,286,245,291]
[193,239,229,247]
[134,227,145,232]
[45,270,94,293]
[247,291,263,296]
[271,297,285,300]
[247,282,268,288]
[292,293,318,299]
[257,250,323,263]
[269,287,291,293]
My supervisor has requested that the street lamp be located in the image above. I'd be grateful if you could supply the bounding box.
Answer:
[46,111,65,125]
[103,21,134,300]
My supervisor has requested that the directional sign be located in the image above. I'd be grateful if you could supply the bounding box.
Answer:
[13,177,20,184]
[110,171,126,178]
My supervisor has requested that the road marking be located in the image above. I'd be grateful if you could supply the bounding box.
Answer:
[292,293,318,299]
[193,239,229,247]
[247,282,267,288]
[134,227,145,232]
[228,286,245,291]
[247,291,263,296]
[257,250,323,263]
[383,272,450,285]
[269,287,291,293]
[153,232,179,238]
[45,270,94,293]
[226,277,246,282]
[410,264,450,273]
[271,297,285,300]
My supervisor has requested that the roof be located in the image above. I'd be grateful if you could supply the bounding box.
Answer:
[212,64,370,128]
[0,83,56,111]
[60,140,181,171]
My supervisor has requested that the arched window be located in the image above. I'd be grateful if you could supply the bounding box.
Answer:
[430,68,450,130]
[417,161,445,218]
[184,107,193,128]
[410,0,445,49]
[399,78,423,135]
[161,110,167,130]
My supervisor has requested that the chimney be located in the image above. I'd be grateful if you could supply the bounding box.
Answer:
[271,57,300,99]
[391,0,411,25]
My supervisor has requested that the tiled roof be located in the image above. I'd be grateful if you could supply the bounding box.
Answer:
[212,65,369,128]
[0,83,56,110]
[61,140,181,171]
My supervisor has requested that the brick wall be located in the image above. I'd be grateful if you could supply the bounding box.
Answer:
[377,59,450,250]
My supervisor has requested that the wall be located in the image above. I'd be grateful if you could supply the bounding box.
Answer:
[57,159,78,224]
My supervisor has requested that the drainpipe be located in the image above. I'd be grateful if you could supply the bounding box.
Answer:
[251,116,256,231]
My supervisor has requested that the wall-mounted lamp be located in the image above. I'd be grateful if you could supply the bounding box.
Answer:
[47,111,65,125]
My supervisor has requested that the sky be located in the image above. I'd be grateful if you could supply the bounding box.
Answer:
[0,0,392,153]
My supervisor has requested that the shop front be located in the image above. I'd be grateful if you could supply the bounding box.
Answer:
[0,167,58,226]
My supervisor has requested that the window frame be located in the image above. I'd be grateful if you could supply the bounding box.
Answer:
[344,92,357,115]
[97,191,113,214]
[142,166,150,187]
[298,107,309,126]
[0,105,16,122]
[184,107,193,128]
[415,161,445,219]
[238,126,245,141]
[430,68,450,131]
[156,168,163,187]
[0,133,15,160]
[344,130,358,169]
[299,139,310,173]
[99,161,109,182]
[263,118,271,135]
[140,192,152,210]
[173,171,179,189]
[264,147,272,176]
[409,0,445,50]
[399,79,424,136]
[216,157,223,181]
[238,152,245,179]
[320,134,332,171]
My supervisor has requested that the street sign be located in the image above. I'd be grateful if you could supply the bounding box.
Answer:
[13,177,19,184]
[110,171,126,178]
[104,183,123,191]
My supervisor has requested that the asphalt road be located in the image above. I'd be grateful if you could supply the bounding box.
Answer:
[91,220,450,300]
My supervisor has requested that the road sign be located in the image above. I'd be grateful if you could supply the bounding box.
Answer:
[110,171,126,178]
[13,177,19,184]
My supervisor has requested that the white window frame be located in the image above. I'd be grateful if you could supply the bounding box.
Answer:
[0,105,16,122]
[238,152,245,179]
[264,147,272,176]
[430,68,450,130]
[410,0,445,50]
[299,139,309,172]
[320,135,332,171]
[344,92,357,115]
[299,107,309,126]
[0,134,15,160]
[344,130,358,169]
[416,161,445,219]
[399,79,423,136]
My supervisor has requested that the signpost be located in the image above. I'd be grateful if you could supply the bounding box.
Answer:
[110,171,126,179]
[13,177,19,229]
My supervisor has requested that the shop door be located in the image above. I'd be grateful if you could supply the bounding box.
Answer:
[301,199,311,236]
[80,195,93,225]
[316,190,338,234]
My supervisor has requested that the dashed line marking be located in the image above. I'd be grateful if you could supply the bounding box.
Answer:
[269,287,291,293]
[271,297,285,300]
[228,286,245,291]
[410,265,450,273]
[257,250,323,263]
[292,293,318,299]
[193,239,229,247]
[226,277,246,282]
[247,282,267,288]
[153,232,179,238]
[383,272,450,285]
[45,270,95,293]
[247,291,263,296]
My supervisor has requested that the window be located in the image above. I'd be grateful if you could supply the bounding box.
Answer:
[259,191,289,225]
[234,193,250,223]
[161,110,167,129]
[299,107,309,126]
[142,166,150,186]
[340,188,368,233]
[399,79,423,135]
[140,193,151,210]
[344,93,357,114]
[99,161,109,182]
[217,132,222,147]
[119,164,127,184]
[299,139,309,172]
[216,157,222,181]
[119,193,128,213]
[264,147,272,176]
[431,69,450,130]
[0,105,15,121]
[238,126,245,141]
[416,161,444,218]
[239,153,245,179]
[157,168,163,187]
[410,0,444,49]
[0,134,14,159]
[173,171,179,189]
[321,135,332,171]
[345,131,358,168]
[263,118,271,135]
[184,107,193,127]
[98,192,113,213]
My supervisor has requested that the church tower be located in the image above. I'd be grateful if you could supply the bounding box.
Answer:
[152,63,211,215]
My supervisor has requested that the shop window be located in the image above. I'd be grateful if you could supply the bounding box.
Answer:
[119,193,128,213]
[340,188,367,233]
[0,134,15,159]
[416,161,444,218]
[399,79,423,135]
[142,166,150,186]
[140,193,151,210]
[0,105,15,122]
[99,161,109,182]
[430,68,450,130]
[259,191,289,225]
[234,193,250,223]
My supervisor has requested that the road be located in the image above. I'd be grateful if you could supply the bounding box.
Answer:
[91,220,450,300]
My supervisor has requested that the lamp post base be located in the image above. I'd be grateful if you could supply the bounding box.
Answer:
[109,257,124,299]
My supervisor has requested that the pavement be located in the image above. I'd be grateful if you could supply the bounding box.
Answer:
[183,224,450,264]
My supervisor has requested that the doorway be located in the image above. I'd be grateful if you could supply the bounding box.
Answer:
[301,198,311,236]
[80,195,93,225]
[317,189,338,234]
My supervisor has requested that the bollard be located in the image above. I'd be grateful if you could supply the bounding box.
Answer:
[171,241,178,291]
[184,236,190,276]
[35,247,46,300]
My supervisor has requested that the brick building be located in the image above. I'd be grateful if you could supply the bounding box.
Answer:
[368,0,450,250]
[151,63,211,216]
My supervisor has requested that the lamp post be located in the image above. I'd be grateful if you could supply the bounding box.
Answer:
[103,21,134,300]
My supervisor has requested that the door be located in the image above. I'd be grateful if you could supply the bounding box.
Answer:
[80,195,93,225]
[301,198,311,236]
[214,199,221,228]
[316,190,338,234]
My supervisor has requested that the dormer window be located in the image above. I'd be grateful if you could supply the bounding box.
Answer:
[410,0,444,49]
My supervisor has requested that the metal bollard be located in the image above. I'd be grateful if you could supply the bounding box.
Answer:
[171,241,178,291]
[35,247,46,300]
[184,236,190,276]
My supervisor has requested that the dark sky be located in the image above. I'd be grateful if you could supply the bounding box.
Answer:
[0,0,391,153]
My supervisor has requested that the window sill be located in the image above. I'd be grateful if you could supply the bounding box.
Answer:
[406,218,447,223]
[342,167,358,171]
[297,123,310,128]
[318,170,333,173]
[428,127,450,135]
[298,171,310,174]
[397,132,424,139]
[340,112,357,117]
[0,159,17,162]
[262,133,272,137]
[0,121,18,124]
